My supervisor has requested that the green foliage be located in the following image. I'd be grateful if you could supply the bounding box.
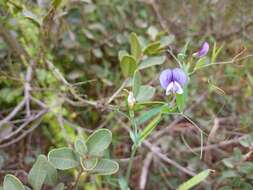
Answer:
[177,169,211,190]
[89,159,119,175]
[1,0,253,189]
[3,175,25,190]
[74,138,88,156]
[86,129,112,156]
[28,155,58,190]
[48,147,79,170]
[132,71,141,97]
[138,56,166,70]
[135,85,156,102]
[120,55,137,77]
[130,32,142,60]
[139,114,161,143]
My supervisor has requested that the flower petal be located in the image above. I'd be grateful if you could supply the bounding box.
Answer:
[165,82,174,95]
[193,42,209,58]
[172,68,188,86]
[159,69,173,89]
[174,81,184,94]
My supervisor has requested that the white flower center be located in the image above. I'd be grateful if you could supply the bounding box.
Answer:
[166,81,183,95]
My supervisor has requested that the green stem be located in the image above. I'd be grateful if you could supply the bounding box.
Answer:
[126,144,137,183]
[73,169,83,190]
[126,109,139,183]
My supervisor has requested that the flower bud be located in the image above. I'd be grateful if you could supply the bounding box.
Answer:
[128,92,136,108]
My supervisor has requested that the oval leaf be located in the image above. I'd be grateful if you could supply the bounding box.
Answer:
[75,138,88,156]
[143,42,161,55]
[86,129,112,156]
[136,85,156,102]
[90,159,119,175]
[28,156,46,190]
[48,148,79,170]
[120,55,137,77]
[130,32,142,60]
[4,175,25,190]
[80,157,98,171]
[139,56,166,70]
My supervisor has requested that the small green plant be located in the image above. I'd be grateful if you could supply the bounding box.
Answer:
[0,129,119,190]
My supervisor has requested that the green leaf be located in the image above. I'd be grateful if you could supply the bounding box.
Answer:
[211,42,223,63]
[176,93,185,112]
[143,42,161,55]
[221,170,238,180]
[90,159,119,175]
[136,85,156,102]
[160,35,175,47]
[177,40,190,61]
[132,71,141,97]
[130,32,142,60]
[139,114,161,143]
[120,55,137,77]
[3,174,25,190]
[194,57,208,70]
[80,157,98,171]
[74,138,88,156]
[28,155,58,190]
[118,50,128,62]
[86,129,112,156]
[177,169,211,190]
[48,148,79,170]
[52,0,63,8]
[139,56,166,70]
[118,176,130,190]
[136,106,164,125]
[238,162,253,174]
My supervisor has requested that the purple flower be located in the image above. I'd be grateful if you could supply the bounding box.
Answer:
[193,42,209,58]
[159,68,188,95]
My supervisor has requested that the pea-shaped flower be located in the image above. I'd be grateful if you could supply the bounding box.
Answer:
[160,68,188,95]
[193,42,209,58]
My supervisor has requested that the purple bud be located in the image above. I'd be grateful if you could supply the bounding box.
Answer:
[193,42,209,58]
[159,68,188,95]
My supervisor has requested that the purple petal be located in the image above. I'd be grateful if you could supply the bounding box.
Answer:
[159,69,173,89]
[172,68,188,86]
[194,42,209,58]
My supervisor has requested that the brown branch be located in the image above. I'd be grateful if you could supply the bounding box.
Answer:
[143,141,196,177]
[182,135,248,153]
[139,152,153,190]
[0,109,48,148]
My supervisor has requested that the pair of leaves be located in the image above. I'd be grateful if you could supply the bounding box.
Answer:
[2,156,58,190]
[28,155,58,190]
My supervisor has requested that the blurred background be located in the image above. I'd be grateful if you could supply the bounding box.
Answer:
[0,0,253,189]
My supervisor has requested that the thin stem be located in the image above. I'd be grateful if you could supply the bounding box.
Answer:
[126,109,138,183]
[126,144,137,183]
[73,170,83,190]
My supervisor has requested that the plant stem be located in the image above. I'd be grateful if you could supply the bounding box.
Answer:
[73,169,83,190]
[126,144,137,183]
